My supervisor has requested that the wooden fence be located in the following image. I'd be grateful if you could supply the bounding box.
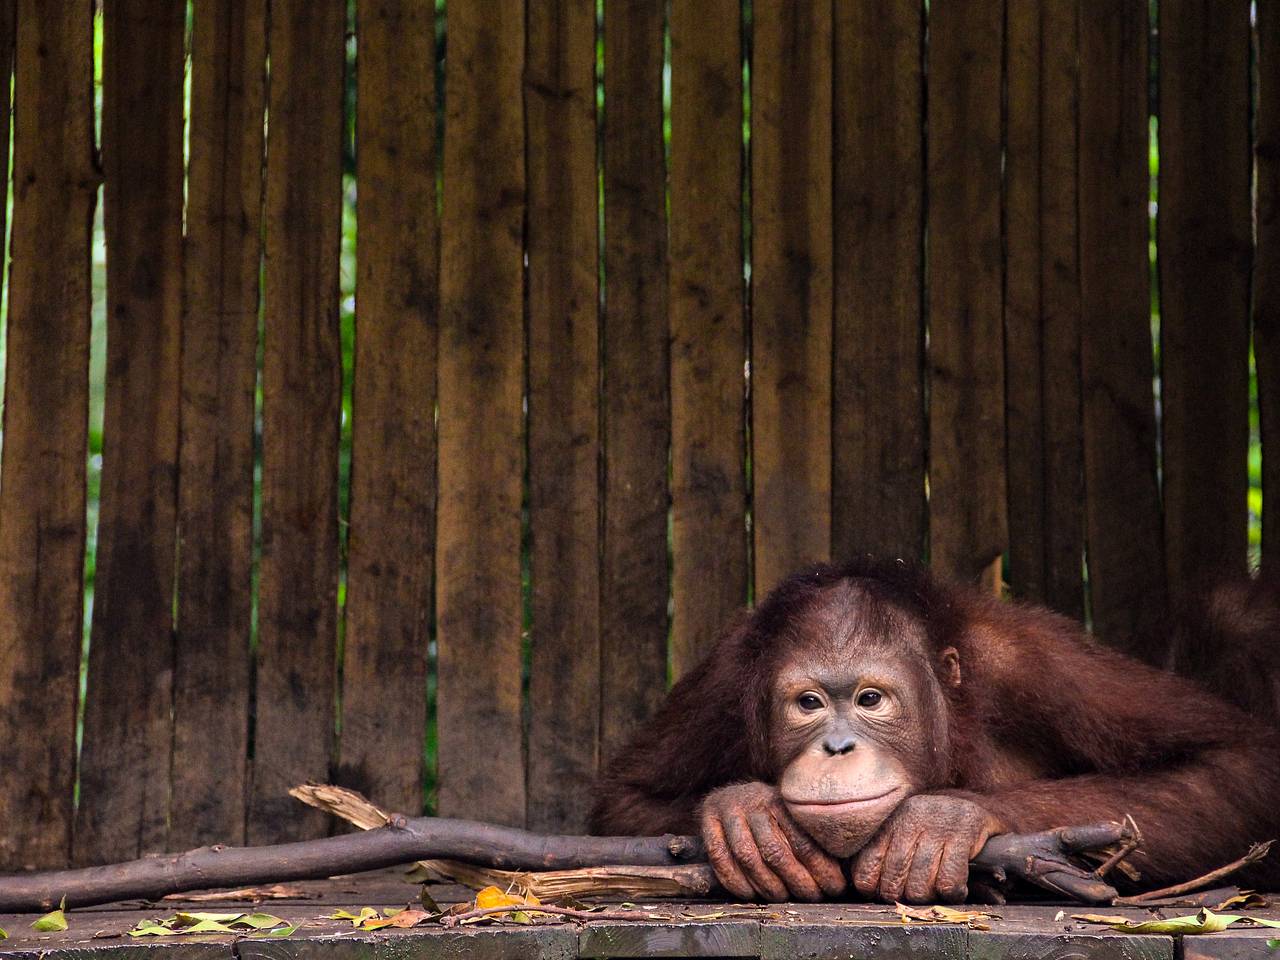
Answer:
[0,0,1272,870]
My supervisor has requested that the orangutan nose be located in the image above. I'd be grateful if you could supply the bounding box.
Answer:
[822,733,856,756]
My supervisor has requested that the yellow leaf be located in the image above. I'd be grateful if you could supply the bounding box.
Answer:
[475,886,539,910]
[1073,909,1280,935]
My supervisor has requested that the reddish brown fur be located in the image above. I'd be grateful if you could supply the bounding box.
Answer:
[590,558,1280,890]
[1168,573,1280,723]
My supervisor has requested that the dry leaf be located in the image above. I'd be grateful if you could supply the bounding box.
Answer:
[1213,891,1269,911]
[361,910,433,931]
[895,904,997,930]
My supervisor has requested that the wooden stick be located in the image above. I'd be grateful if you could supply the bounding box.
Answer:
[414,859,717,900]
[439,904,663,927]
[0,787,1131,912]
[0,818,704,912]
[296,784,1125,905]
[1113,839,1275,905]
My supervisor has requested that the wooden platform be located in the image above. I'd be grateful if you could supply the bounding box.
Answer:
[0,871,1274,960]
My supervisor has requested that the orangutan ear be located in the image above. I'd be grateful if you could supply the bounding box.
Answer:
[939,646,962,687]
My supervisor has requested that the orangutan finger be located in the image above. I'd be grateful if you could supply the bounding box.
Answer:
[852,828,892,898]
[933,839,971,904]
[876,828,920,903]
[701,811,757,900]
[747,810,822,901]
[903,835,946,904]
[772,812,847,897]
[723,811,788,901]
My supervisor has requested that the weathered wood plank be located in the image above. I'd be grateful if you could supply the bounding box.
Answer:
[171,0,267,850]
[1003,0,1085,618]
[668,0,745,676]
[1078,0,1166,655]
[599,0,669,761]
[579,920,759,958]
[1260,0,1280,574]
[340,0,437,819]
[830,0,925,565]
[76,0,185,866]
[761,922,967,960]
[926,0,1006,588]
[525,0,600,832]
[239,929,579,960]
[750,0,833,596]
[0,0,93,870]
[250,0,345,844]
[1158,0,1251,597]
[435,3,526,825]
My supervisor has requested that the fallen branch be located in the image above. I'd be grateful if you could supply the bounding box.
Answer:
[297,784,716,900]
[298,783,1127,906]
[0,789,1132,913]
[1113,840,1275,906]
[1091,815,1142,881]
[439,904,661,927]
[413,859,718,900]
[0,819,704,913]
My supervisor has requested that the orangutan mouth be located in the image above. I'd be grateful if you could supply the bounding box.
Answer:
[781,786,905,810]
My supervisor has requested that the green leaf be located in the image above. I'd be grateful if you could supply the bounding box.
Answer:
[181,920,242,935]
[31,909,68,932]
[0,926,8,940]
[128,921,182,938]
[324,907,379,927]
[253,925,299,938]
[239,913,291,930]
[1075,909,1280,935]
[127,911,294,938]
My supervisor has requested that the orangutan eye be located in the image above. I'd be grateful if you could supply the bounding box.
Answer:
[797,693,824,711]
[856,689,884,709]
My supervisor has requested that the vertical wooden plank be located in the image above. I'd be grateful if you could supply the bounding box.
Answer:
[525,0,600,832]
[927,0,1006,587]
[751,0,832,596]
[436,3,526,826]
[250,0,345,844]
[1260,0,1280,574]
[1078,0,1166,654]
[1158,0,1251,598]
[171,0,266,850]
[1003,0,1085,618]
[599,0,669,762]
[75,0,185,866]
[830,0,925,565]
[340,0,437,819]
[668,0,745,677]
[0,0,92,870]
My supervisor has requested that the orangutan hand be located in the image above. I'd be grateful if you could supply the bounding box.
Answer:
[852,794,1004,903]
[699,781,847,902]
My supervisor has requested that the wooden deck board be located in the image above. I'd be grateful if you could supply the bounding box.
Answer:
[0,873,1272,959]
